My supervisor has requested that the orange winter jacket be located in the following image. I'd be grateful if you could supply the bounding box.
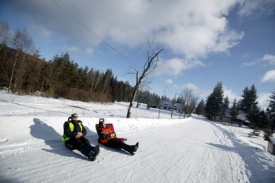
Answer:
[98,126,116,144]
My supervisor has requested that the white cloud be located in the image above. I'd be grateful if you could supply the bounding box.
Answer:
[184,83,199,91]
[85,48,94,56]
[242,54,275,67]
[9,0,245,60]
[61,46,80,54]
[166,79,173,84]
[257,92,270,109]
[238,0,275,17]
[174,83,208,99]
[155,58,204,76]
[29,23,53,44]
[261,70,275,82]
[223,87,241,104]
[241,61,258,66]
[238,0,261,17]
[243,52,253,58]
[262,54,275,65]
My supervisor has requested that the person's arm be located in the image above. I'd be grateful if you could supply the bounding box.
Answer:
[99,129,111,140]
[108,127,116,137]
[79,121,87,136]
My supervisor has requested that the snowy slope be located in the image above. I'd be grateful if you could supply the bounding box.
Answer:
[0,91,274,183]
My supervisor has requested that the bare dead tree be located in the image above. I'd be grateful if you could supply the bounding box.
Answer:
[180,88,198,118]
[8,29,33,92]
[126,41,163,118]
[188,97,198,116]
[93,70,102,92]
[135,85,147,108]
[102,71,110,94]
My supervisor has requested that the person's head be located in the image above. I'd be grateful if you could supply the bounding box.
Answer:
[71,113,78,121]
[99,118,106,128]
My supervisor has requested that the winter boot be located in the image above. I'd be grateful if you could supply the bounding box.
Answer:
[88,144,100,161]
[128,144,138,156]
[132,143,138,154]
[121,144,134,155]
[134,142,139,152]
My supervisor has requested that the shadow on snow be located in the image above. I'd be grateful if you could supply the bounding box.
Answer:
[207,121,275,183]
[30,118,100,161]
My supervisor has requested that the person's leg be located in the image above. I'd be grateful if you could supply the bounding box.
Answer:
[67,138,85,150]
[121,143,138,155]
[80,136,90,145]
[106,138,124,148]
[79,144,90,157]
[80,143,100,159]
[107,139,138,155]
[88,144,100,160]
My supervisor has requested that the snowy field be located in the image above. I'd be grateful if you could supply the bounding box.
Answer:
[0,90,274,183]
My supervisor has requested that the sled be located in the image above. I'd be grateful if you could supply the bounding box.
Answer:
[95,123,127,143]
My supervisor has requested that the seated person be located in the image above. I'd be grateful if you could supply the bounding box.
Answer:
[62,113,100,161]
[97,118,139,155]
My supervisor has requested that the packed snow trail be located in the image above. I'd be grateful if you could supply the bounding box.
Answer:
[1,116,265,183]
[127,117,251,183]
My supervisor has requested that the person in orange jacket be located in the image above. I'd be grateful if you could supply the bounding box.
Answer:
[97,118,139,155]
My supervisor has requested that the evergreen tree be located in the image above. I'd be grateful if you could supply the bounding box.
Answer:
[249,85,259,111]
[221,96,229,119]
[205,94,215,120]
[267,89,275,131]
[265,106,274,139]
[245,85,259,128]
[196,99,205,116]
[240,86,250,112]
[78,66,90,90]
[263,120,273,140]
[258,110,268,128]
[204,82,224,120]
[230,99,238,122]
[240,85,258,113]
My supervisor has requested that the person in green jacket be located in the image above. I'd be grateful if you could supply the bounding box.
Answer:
[62,113,99,161]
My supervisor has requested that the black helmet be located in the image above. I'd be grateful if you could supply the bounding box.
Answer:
[99,118,105,126]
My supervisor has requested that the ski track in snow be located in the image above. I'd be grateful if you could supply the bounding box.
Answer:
[1,117,270,183]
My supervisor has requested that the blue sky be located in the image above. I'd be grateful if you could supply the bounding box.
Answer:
[1,0,275,109]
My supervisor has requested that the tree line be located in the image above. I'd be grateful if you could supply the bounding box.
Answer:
[1,21,274,129]
[196,81,275,135]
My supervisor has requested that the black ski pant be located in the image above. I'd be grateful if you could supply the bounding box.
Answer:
[65,136,90,150]
[105,138,131,151]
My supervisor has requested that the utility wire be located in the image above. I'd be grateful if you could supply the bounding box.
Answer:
[52,0,139,69]
[52,0,179,97]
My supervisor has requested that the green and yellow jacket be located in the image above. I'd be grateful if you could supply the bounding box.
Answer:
[62,120,87,142]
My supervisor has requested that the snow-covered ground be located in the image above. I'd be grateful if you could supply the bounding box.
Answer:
[0,90,274,183]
